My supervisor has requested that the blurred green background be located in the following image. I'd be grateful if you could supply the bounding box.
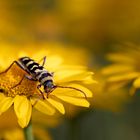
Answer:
[1,0,140,140]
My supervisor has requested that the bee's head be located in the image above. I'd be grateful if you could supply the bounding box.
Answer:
[44,80,56,94]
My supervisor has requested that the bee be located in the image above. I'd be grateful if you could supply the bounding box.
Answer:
[0,56,87,99]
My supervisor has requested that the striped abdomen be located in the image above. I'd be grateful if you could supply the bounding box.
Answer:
[18,57,53,85]
[18,57,43,74]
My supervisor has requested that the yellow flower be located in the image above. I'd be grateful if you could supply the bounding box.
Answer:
[0,45,95,128]
[102,44,140,94]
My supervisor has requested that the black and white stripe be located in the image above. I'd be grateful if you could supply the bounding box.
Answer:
[17,57,53,85]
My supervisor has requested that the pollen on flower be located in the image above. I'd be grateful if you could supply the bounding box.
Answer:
[0,64,39,98]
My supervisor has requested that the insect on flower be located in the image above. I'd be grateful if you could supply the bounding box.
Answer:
[0,56,87,99]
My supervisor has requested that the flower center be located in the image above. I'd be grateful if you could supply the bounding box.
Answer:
[0,64,38,98]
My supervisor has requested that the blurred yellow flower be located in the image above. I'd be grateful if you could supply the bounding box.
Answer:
[90,72,130,112]
[0,44,95,128]
[102,44,140,94]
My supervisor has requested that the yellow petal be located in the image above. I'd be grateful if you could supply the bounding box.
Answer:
[0,96,13,113]
[107,53,135,64]
[46,55,63,71]
[129,86,136,96]
[0,94,6,100]
[47,98,65,114]
[102,64,134,75]
[14,95,32,128]
[56,65,87,71]
[57,71,95,84]
[53,84,93,98]
[55,95,90,107]
[107,72,140,82]
[82,75,97,84]
[54,66,87,82]
[105,80,129,91]
[34,100,55,115]
[33,52,63,71]
[55,68,95,84]
[133,77,140,88]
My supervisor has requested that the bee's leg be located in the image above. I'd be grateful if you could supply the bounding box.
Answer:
[11,74,37,89]
[32,99,39,107]
[37,84,46,99]
[25,75,37,81]
[42,56,46,67]
[0,61,19,75]
[46,92,50,98]
[32,94,43,107]
[38,56,46,67]
[46,87,56,98]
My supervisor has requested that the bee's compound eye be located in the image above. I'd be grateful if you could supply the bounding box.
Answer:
[44,81,55,93]
[48,84,54,89]
[46,81,54,88]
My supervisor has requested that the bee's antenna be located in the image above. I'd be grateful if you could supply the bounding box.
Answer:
[55,85,87,99]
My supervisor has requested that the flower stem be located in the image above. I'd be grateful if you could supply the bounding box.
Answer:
[23,120,34,140]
